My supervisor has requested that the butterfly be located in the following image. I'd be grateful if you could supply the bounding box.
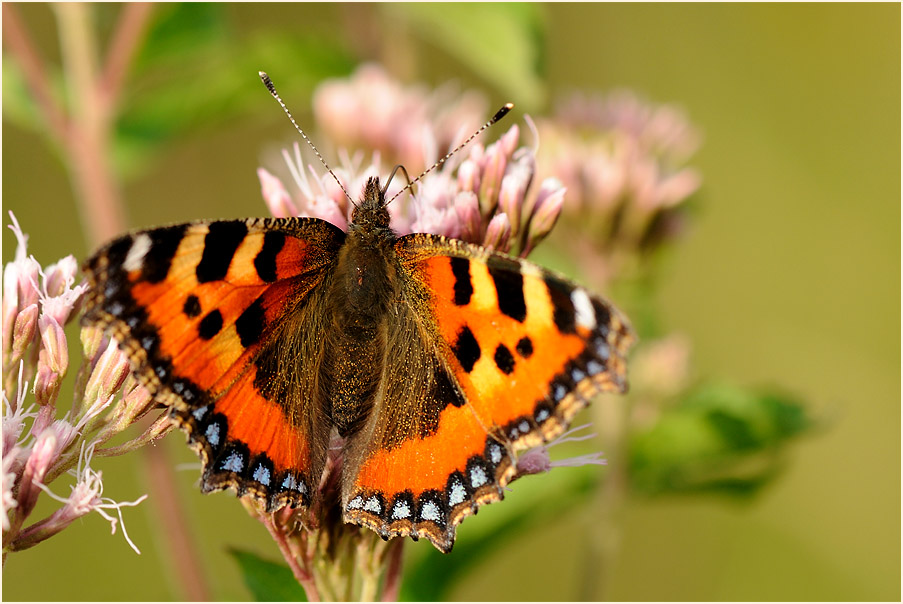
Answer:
[81,76,634,554]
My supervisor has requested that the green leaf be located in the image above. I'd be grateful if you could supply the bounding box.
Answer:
[228,548,308,602]
[112,5,355,180]
[384,3,547,111]
[628,382,814,498]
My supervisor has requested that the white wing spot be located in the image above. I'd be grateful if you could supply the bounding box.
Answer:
[347,495,364,510]
[489,443,503,464]
[282,474,298,490]
[536,408,551,422]
[594,337,610,360]
[192,406,208,421]
[518,420,530,433]
[449,480,467,506]
[587,360,604,375]
[221,452,244,473]
[363,496,382,514]
[205,423,221,447]
[392,501,411,520]
[108,300,125,317]
[571,288,597,330]
[572,368,587,382]
[123,234,152,273]
[470,465,488,488]
[553,383,568,402]
[420,500,441,522]
[252,464,271,485]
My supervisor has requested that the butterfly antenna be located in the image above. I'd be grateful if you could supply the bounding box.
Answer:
[259,71,355,205]
[386,103,514,204]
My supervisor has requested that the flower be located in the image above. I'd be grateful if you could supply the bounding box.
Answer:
[515,424,608,478]
[1,214,168,557]
[18,443,148,554]
[313,63,489,175]
[259,123,567,258]
[536,90,702,263]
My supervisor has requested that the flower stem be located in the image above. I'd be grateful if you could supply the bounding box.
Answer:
[262,511,321,601]
[53,2,127,247]
[379,538,404,602]
[579,396,630,600]
[145,443,211,601]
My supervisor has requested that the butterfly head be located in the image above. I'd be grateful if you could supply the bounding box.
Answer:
[349,176,391,233]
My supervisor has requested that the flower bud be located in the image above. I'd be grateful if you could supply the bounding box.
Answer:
[456,159,481,194]
[34,316,68,406]
[17,429,60,519]
[454,192,482,242]
[10,303,39,365]
[84,339,130,408]
[258,168,300,218]
[498,154,533,240]
[80,326,105,364]
[483,213,512,252]
[478,141,508,216]
[2,246,40,360]
[2,448,20,531]
[523,179,566,254]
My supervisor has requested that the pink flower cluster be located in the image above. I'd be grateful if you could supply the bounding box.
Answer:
[2,213,166,554]
[258,65,567,258]
[537,90,702,255]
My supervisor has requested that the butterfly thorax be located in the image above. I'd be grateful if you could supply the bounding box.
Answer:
[323,177,400,436]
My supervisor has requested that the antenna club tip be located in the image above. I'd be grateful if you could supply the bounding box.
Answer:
[492,103,515,123]
[259,71,277,95]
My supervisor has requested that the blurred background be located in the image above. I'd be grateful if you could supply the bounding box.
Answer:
[2,3,899,601]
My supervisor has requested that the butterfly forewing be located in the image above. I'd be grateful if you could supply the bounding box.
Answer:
[82,217,345,510]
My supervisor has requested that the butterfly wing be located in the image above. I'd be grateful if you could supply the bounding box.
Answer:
[83,217,345,510]
[341,233,633,552]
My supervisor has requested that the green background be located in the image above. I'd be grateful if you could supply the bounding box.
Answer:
[3,3,899,601]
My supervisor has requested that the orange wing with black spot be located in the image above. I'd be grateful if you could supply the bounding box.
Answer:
[83,217,344,510]
[341,233,633,552]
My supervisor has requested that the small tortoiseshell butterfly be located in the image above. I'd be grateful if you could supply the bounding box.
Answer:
[82,73,634,553]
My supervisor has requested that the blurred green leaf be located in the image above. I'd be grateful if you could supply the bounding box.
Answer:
[385,3,547,110]
[228,548,308,602]
[628,383,813,497]
[2,59,41,132]
[113,4,355,179]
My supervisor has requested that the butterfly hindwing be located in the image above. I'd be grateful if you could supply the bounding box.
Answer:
[340,233,633,552]
[340,300,512,551]
[82,217,345,510]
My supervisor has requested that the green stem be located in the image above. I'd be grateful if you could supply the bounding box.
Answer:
[578,395,630,600]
